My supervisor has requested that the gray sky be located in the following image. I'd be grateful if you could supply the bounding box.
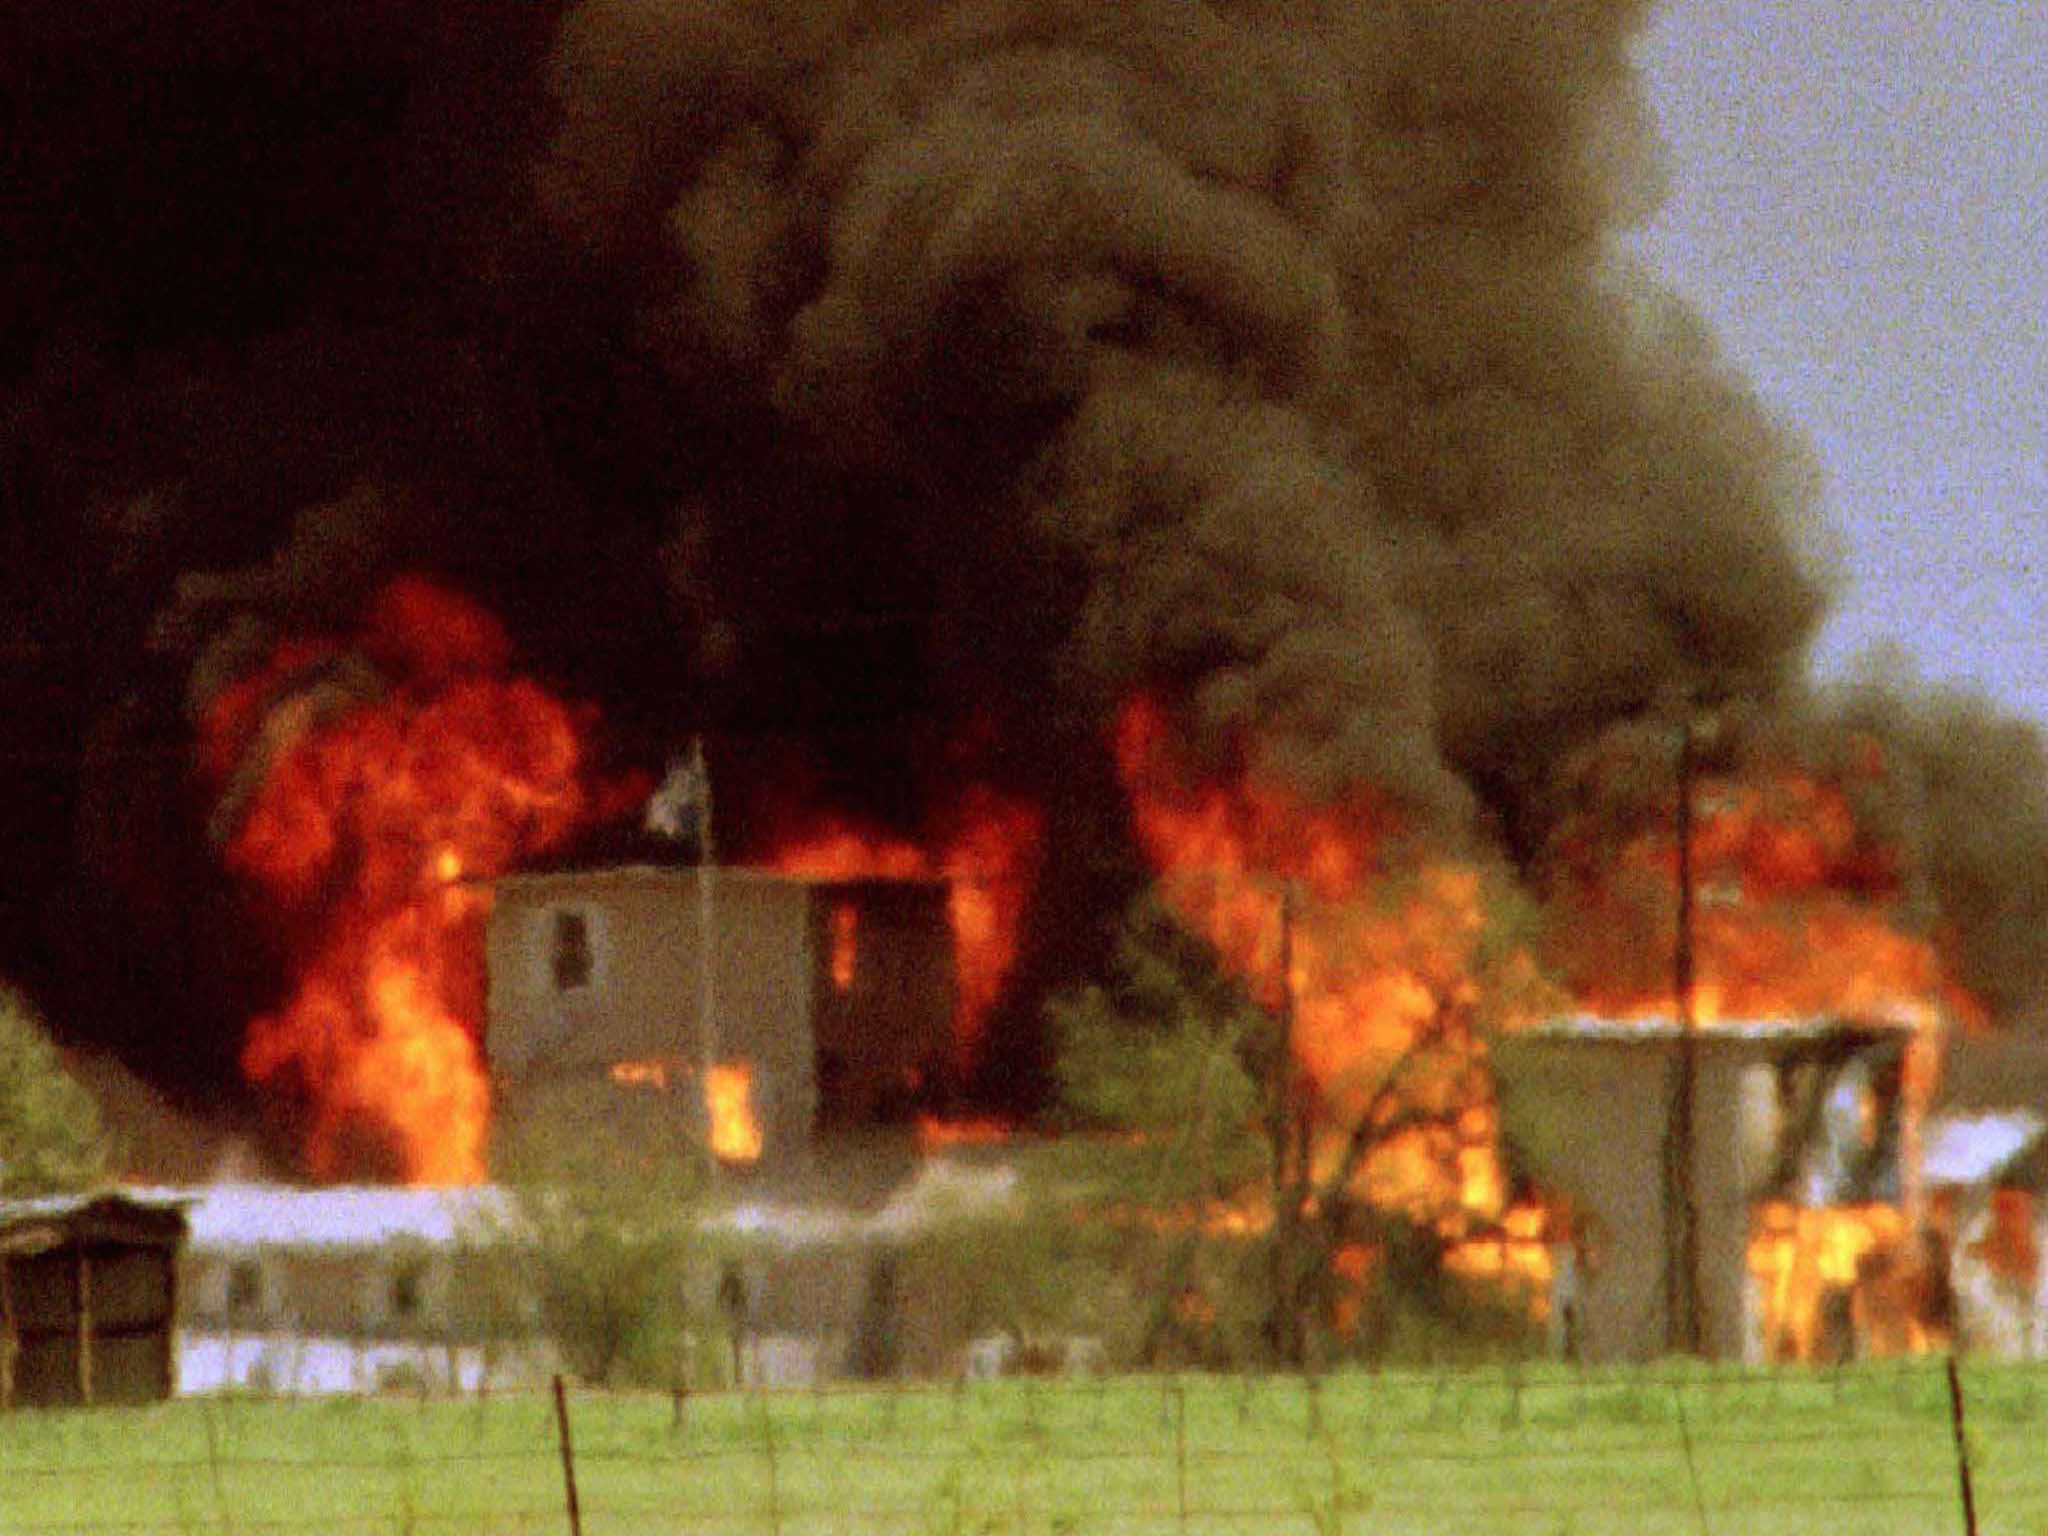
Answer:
[1628,0,2046,723]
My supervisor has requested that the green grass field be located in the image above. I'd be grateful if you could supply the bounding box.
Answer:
[4,1361,2045,1535]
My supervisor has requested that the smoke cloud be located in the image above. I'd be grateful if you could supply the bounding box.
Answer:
[3,0,2044,1126]
[536,0,1832,817]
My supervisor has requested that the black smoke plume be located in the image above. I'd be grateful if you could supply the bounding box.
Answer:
[3,0,2044,1140]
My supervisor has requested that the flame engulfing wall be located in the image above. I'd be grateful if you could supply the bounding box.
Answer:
[199,577,635,1182]
[7,1,2048,1179]
[1113,695,1550,1225]
[760,788,1042,1068]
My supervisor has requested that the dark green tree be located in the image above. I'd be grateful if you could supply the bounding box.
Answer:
[1051,883,1556,1367]
[0,988,108,1197]
[486,1078,714,1387]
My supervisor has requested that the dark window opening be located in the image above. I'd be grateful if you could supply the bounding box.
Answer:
[551,909,592,992]
[227,1260,263,1319]
[390,1263,424,1322]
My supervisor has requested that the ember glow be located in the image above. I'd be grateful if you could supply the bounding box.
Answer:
[764,785,1042,1062]
[705,1062,764,1165]
[828,902,858,993]
[609,1056,684,1091]
[914,1114,1015,1151]
[203,575,629,1183]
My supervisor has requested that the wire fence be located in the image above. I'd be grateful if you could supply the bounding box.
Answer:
[5,1356,2047,1535]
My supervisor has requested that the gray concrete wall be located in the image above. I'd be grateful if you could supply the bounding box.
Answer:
[1495,1037,1677,1361]
[1497,1027,1908,1362]
[487,867,958,1168]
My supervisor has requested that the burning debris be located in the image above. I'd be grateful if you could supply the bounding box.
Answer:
[1113,694,1549,1229]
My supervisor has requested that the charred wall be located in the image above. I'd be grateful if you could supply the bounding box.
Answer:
[485,866,954,1166]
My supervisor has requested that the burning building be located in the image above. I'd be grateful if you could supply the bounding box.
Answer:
[6,3,2048,1389]
[1496,1014,1924,1363]
[485,865,956,1169]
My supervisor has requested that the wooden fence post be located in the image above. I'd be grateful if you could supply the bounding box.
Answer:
[1173,1378,1189,1536]
[757,1393,784,1536]
[1945,1356,1979,1536]
[1,1256,15,1412]
[1670,1379,1710,1536]
[75,1241,93,1406]
[202,1397,235,1536]
[551,1374,583,1536]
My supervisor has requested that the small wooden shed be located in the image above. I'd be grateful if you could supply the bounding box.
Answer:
[0,1191,190,1409]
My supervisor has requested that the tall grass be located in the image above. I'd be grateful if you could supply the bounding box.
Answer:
[2,1360,2043,1535]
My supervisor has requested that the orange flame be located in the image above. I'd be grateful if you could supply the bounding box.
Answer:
[202,575,627,1184]
[764,785,1042,1062]
[1747,1201,1921,1360]
[1546,757,1971,1032]
[705,1062,764,1164]
[1112,698,1538,1231]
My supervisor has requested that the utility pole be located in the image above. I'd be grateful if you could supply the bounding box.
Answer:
[1665,711,1706,1355]
[1266,881,1305,1365]
[690,737,720,1119]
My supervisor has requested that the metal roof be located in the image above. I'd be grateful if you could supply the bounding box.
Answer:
[0,1189,193,1256]
[1511,1013,1919,1043]
[1921,1111,2047,1187]
[171,1183,520,1252]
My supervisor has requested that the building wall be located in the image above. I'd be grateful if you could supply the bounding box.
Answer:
[487,867,957,1167]
[807,880,955,1124]
[176,1232,549,1396]
[1496,1035,1807,1362]
[487,868,818,1160]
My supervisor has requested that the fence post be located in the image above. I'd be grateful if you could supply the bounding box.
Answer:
[1173,1377,1189,1536]
[551,1374,583,1536]
[758,1392,784,1536]
[202,1397,235,1536]
[1945,1356,1979,1536]
[1670,1379,1710,1536]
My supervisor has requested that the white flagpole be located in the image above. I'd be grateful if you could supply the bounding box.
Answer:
[692,737,718,1116]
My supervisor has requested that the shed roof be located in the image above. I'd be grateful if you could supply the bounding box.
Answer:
[174,1183,520,1252]
[0,1190,192,1257]
[491,863,948,898]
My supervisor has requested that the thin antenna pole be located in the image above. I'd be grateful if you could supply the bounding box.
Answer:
[693,737,719,1116]
[1668,710,1705,1355]
[1267,882,1301,1365]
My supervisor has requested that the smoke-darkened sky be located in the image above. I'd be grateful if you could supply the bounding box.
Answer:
[1631,0,2048,723]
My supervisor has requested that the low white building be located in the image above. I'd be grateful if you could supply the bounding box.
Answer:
[168,1183,554,1395]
